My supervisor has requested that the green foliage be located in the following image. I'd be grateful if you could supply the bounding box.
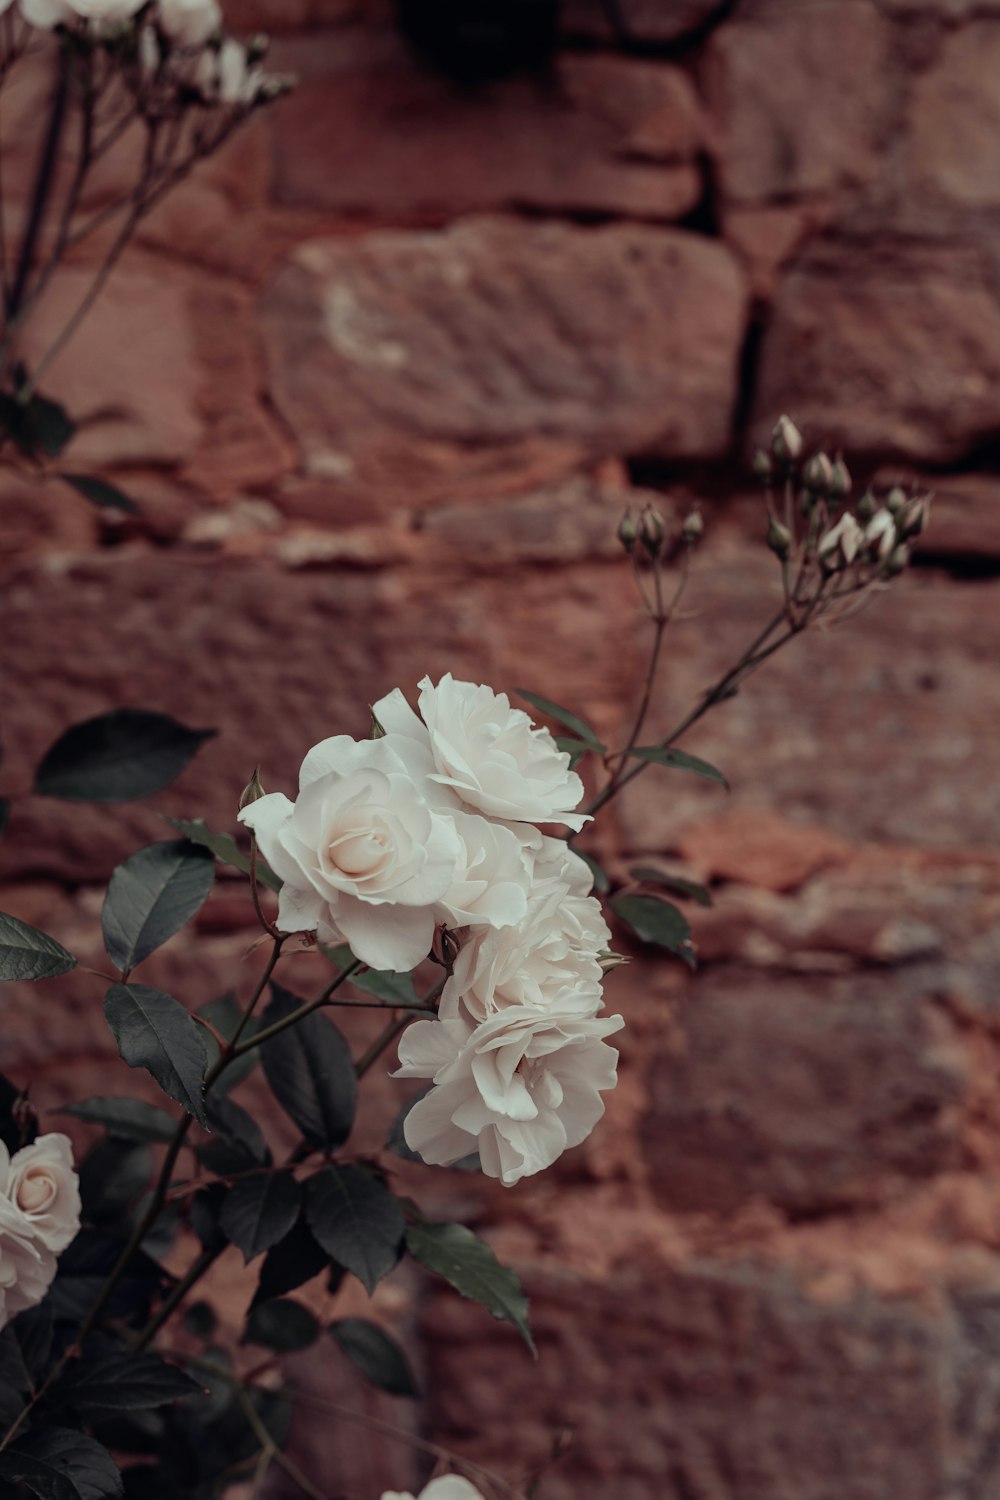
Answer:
[259,985,356,1150]
[251,1218,331,1310]
[0,913,76,982]
[198,1096,270,1176]
[35,712,214,803]
[44,1354,200,1420]
[629,867,712,906]
[516,690,605,752]
[168,819,281,893]
[196,993,260,1096]
[58,474,138,515]
[79,1139,152,1229]
[219,1172,300,1264]
[58,1098,177,1144]
[103,984,209,1126]
[611,893,696,968]
[243,1299,319,1353]
[625,744,729,789]
[102,842,214,974]
[348,967,418,1006]
[330,1318,418,1398]
[406,1221,535,1354]
[0,1428,123,1500]
[305,1166,404,1296]
[0,388,74,459]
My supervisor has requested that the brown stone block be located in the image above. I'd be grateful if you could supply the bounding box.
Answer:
[905,22,1000,210]
[260,218,748,505]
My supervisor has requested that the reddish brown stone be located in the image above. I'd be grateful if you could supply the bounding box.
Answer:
[260,219,748,505]
[563,0,730,43]
[676,808,852,893]
[905,22,1000,209]
[751,241,1000,463]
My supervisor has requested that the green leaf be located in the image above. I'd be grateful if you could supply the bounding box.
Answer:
[102,841,214,974]
[516,690,605,752]
[243,1298,319,1353]
[35,711,214,803]
[0,1428,123,1500]
[305,1166,403,1296]
[260,984,357,1150]
[168,818,281,893]
[58,1097,177,1144]
[200,1095,270,1172]
[104,983,209,1125]
[0,389,75,460]
[46,1353,200,1418]
[0,912,76,981]
[197,992,260,1096]
[610,894,696,969]
[59,473,138,515]
[79,1138,152,1228]
[406,1221,535,1354]
[348,968,418,1006]
[573,849,610,894]
[625,745,729,789]
[554,735,591,768]
[252,1217,330,1309]
[629,867,712,907]
[330,1318,418,1397]
[220,1171,300,1264]
[0,1304,53,1394]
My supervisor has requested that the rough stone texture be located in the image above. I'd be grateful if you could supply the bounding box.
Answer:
[260,218,749,504]
[905,23,1000,208]
[271,34,704,220]
[564,0,731,43]
[751,241,1000,462]
[703,0,893,206]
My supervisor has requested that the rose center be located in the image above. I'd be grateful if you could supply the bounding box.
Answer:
[329,828,392,878]
[17,1170,56,1213]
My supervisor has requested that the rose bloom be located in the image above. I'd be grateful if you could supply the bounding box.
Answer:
[0,1210,55,1332]
[156,0,220,45]
[239,735,461,972]
[395,1006,623,1185]
[437,810,531,932]
[6,1134,81,1254]
[382,1476,485,1500]
[373,675,589,830]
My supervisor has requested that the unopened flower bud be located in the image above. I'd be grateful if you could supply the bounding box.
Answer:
[753,448,774,482]
[855,490,876,522]
[598,949,629,973]
[766,517,792,560]
[864,508,896,561]
[639,506,665,559]
[771,415,803,464]
[617,512,638,554]
[882,543,910,577]
[829,456,851,501]
[239,766,266,811]
[246,32,269,63]
[681,509,704,545]
[898,495,930,540]
[370,710,386,739]
[817,512,863,570]
[887,486,906,516]
[803,452,834,494]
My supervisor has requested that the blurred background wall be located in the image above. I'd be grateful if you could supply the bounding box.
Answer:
[3,0,1000,1495]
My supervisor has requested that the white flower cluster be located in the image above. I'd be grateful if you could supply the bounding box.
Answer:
[382,1480,484,1500]
[241,675,623,1188]
[0,1133,80,1332]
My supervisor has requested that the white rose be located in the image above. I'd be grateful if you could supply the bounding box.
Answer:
[395,1006,623,1186]
[372,675,589,830]
[19,0,74,24]
[436,811,531,932]
[239,735,462,972]
[0,1204,55,1331]
[156,0,220,46]
[6,1134,81,1254]
[382,1479,485,1500]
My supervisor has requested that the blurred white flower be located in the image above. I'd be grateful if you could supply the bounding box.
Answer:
[864,508,896,561]
[382,1478,486,1500]
[817,512,863,569]
[156,0,220,46]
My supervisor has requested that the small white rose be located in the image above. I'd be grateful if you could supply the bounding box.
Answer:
[395,1006,623,1186]
[382,1479,486,1500]
[239,735,462,972]
[435,810,531,932]
[864,508,896,560]
[373,675,589,831]
[817,512,863,569]
[7,1133,81,1254]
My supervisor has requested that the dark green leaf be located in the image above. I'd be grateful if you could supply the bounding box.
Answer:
[189,1184,228,1253]
[515,690,605,753]
[0,389,75,459]
[406,1221,534,1354]
[49,1230,168,1327]
[610,894,696,969]
[219,1171,300,1264]
[79,1138,152,1228]
[0,1304,53,1393]
[197,992,260,1096]
[0,1071,35,1154]
[102,841,214,974]
[573,850,610,895]
[348,968,418,1006]
[57,1097,177,1144]
[625,745,729,789]
[202,1096,269,1167]
[243,1298,319,1352]
[46,1353,200,1418]
[305,1166,403,1295]
[0,912,76,981]
[330,1318,418,1397]
[104,983,208,1125]
[182,1301,216,1340]
[35,712,214,803]
[554,736,591,767]
[59,473,138,515]
[168,819,281,893]
[251,1218,330,1309]
[0,1428,123,1500]
[260,984,356,1149]
[629,867,712,907]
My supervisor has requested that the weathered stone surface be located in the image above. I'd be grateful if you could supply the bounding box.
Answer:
[424,1252,1000,1499]
[906,23,1000,208]
[271,34,703,220]
[704,0,892,206]
[563,0,730,43]
[639,967,967,1215]
[751,241,1000,462]
[873,469,1000,561]
[260,219,748,504]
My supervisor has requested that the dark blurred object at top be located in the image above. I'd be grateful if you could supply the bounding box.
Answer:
[394,0,560,81]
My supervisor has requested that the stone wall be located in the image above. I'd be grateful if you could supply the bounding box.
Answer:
[3,1,1000,1496]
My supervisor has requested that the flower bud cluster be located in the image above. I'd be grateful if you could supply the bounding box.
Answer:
[240,676,623,1188]
[617,502,704,561]
[0,1133,80,1332]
